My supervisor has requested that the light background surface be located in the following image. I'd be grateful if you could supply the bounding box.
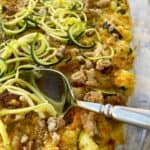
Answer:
[120,0,150,150]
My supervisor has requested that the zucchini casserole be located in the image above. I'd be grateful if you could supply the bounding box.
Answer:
[0,0,135,149]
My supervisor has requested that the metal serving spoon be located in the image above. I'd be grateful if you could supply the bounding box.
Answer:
[28,68,150,129]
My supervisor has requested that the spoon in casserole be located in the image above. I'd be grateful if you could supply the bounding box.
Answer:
[28,68,150,129]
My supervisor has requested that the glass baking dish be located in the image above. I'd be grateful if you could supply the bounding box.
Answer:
[117,0,150,150]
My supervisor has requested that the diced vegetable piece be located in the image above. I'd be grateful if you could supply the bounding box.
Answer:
[60,129,79,146]
[79,131,99,150]
[42,140,58,150]
[114,69,135,89]
[117,27,133,42]
[110,1,117,11]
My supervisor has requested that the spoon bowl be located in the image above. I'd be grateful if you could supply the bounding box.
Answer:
[34,68,75,113]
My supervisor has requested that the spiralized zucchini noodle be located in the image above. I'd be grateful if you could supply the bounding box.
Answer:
[0,0,101,44]
[0,0,116,149]
[0,31,59,148]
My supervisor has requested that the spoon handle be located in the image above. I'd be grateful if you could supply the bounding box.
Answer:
[77,101,150,129]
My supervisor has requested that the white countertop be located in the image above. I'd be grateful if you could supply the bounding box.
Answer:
[123,1,150,150]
